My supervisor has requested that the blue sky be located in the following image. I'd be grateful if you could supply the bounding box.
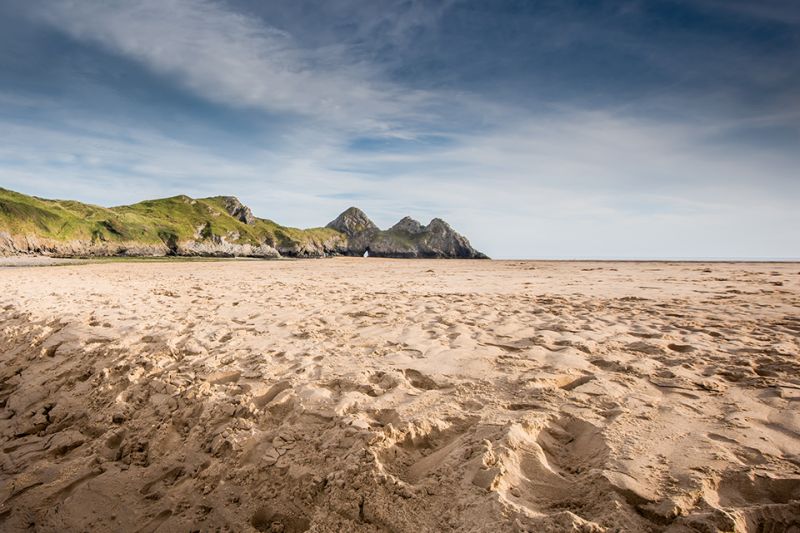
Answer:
[1,0,798,258]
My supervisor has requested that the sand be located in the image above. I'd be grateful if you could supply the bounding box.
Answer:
[0,258,798,532]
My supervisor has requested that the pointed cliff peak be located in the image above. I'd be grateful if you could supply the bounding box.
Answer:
[425,218,453,233]
[390,216,424,234]
[419,218,488,258]
[219,196,256,225]
[326,207,378,237]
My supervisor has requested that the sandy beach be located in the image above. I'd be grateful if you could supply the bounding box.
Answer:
[0,259,798,532]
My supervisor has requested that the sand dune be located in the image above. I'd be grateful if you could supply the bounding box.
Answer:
[0,259,798,532]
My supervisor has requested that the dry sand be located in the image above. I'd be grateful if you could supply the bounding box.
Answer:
[0,259,798,532]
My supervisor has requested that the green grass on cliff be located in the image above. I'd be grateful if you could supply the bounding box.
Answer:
[0,187,343,249]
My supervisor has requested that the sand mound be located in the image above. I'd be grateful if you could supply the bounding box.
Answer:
[1,259,798,531]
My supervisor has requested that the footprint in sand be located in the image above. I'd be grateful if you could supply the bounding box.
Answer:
[403,369,441,390]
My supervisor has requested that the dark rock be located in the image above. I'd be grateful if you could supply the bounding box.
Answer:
[390,216,424,234]
[326,207,378,238]
[413,218,487,259]
[220,196,256,225]
[326,208,488,259]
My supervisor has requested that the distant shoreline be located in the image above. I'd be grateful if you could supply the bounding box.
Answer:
[1,255,798,268]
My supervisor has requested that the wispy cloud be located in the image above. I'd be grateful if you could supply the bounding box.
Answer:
[3,100,796,258]
[31,0,433,133]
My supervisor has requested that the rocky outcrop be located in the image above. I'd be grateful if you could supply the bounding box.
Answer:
[177,240,279,258]
[0,231,279,258]
[220,196,256,225]
[419,218,485,258]
[390,216,424,234]
[0,231,169,257]
[326,207,379,238]
[325,209,488,259]
[274,236,347,258]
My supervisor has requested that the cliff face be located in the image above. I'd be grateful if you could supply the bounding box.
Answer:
[325,209,488,259]
[220,196,256,225]
[0,231,282,258]
[0,188,486,259]
[325,207,379,238]
[390,216,424,234]
[0,231,172,257]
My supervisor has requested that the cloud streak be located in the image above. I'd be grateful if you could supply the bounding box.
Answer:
[32,0,434,133]
[2,101,797,258]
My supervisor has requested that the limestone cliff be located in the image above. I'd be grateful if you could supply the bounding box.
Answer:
[325,209,487,259]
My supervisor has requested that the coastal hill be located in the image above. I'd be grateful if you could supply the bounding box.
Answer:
[0,188,486,259]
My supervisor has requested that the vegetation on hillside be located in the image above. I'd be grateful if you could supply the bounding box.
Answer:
[0,187,342,251]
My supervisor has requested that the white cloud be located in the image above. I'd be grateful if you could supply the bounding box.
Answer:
[32,0,431,131]
[6,104,798,259]
[300,111,800,258]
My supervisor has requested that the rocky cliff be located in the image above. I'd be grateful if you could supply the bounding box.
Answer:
[0,188,486,259]
[325,207,487,259]
[220,196,256,225]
